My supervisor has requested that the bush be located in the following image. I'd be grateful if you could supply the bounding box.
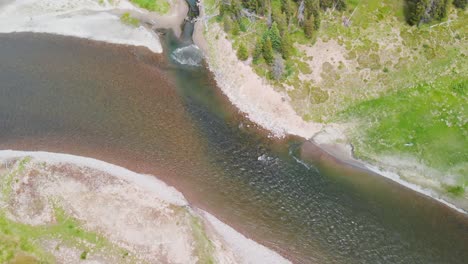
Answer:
[237,43,249,61]
[445,185,465,196]
[231,21,240,36]
[120,13,139,27]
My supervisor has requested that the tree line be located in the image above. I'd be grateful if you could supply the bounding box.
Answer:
[405,0,466,26]
[220,0,466,79]
[221,0,347,79]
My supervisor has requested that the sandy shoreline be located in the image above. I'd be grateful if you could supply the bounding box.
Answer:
[193,17,322,138]
[0,150,291,263]
[192,0,467,214]
[0,0,189,53]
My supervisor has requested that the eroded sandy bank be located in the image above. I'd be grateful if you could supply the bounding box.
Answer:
[193,4,322,139]
[0,150,291,264]
[0,0,188,53]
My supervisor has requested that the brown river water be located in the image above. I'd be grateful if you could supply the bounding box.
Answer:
[0,33,467,263]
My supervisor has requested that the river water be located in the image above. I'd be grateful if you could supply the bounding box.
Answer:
[0,32,467,263]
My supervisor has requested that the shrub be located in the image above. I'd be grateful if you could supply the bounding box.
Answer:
[231,21,240,36]
[237,43,249,61]
[445,185,465,196]
[120,13,139,27]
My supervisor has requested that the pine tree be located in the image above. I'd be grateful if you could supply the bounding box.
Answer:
[237,43,249,61]
[313,9,321,30]
[272,10,288,35]
[453,0,467,9]
[253,38,264,64]
[406,0,425,25]
[263,37,274,65]
[281,34,293,60]
[269,22,282,52]
[304,15,315,39]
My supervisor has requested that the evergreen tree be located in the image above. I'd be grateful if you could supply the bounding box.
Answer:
[269,22,282,52]
[406,0,428,25]
[272,10,288,35]
[405,0,449,25]
[253,38,264,64]
[312,9,321,30]
[282,0,295,20]
[281,34,293,60]
[453,0,467,9]
[237,43,249,61]
[426,0,449,21]
[263,37,274,65]
[304,15,315,38]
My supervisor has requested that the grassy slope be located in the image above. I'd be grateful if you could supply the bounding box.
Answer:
[311,0,467,193]
[206,0,467,194]
[323,1,467,192]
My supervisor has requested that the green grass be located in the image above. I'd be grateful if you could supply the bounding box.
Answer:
[190,216,214,264]
[120,12,140,27]
[130,0,170,14]
[340,77,468,183]
[0,204,134,263]
[445,185,465,196]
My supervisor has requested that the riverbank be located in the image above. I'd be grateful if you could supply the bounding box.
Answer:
[192,0,467,214]
[193,18,322,138]
[0,150,290,264]
[0,0,189,53]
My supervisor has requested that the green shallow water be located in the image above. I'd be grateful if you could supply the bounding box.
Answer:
[0,33,467,263]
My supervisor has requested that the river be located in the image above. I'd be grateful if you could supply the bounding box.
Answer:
[0,22,467,264]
